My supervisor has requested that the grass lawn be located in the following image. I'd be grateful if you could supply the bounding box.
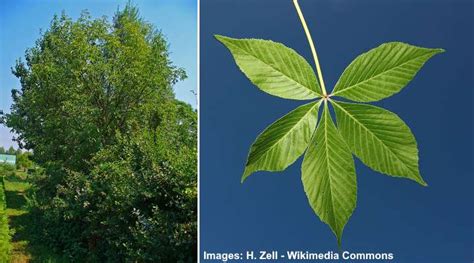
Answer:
[4,171,31,262]
[3,171,66,263]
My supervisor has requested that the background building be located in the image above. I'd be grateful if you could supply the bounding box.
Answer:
[0,154,15,165]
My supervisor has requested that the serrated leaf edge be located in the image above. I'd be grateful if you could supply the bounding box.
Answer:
[215,34,322,99]
[242,100,322,182]
[331,100,427,186]
[331,42,444,100]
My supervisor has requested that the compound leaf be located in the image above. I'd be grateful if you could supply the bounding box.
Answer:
[332,42,444,102]
[242,101,321,182]
[301,103,356,245]
[333,101,426,185]
[215,35,321,100]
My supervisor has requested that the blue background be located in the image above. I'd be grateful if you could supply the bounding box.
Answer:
[200,0,473,262]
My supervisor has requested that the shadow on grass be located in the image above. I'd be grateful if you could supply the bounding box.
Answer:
[5,173,68,263]
[12,213,68,263]
[5,173,27,183]
[5,191,27,211]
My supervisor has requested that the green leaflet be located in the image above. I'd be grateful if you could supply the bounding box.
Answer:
[243,101,320,182]
[332,42,444,102]
[215,35,321,100]
[216,6,443,246]
[333,101,426,186]
[302,103,356,245]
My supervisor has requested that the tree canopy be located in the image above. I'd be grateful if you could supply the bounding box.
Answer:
[3,4,196,261]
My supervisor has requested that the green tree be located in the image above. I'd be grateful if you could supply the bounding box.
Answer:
[6,146,15,155]
[0,147,5,154]
[16,152,33,171]
[4,4,196,261]
[15,148,22,156]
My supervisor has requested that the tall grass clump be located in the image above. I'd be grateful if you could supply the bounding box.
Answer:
[0,172,12,261]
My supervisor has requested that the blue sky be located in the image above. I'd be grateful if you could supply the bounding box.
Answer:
[0,0,197,148]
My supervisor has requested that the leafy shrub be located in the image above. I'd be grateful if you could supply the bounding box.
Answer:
[0,164,15,173]
[16,152,33,171]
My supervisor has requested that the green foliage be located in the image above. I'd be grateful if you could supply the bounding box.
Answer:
[15,148,22,156]
[16,152,33,171]
[215,35,320,99]
[6,146,15,155]
[332,42,444,102]
[333,101,426,185]
[0,147,5,154]
[0,163,16,174]
[217,23,443,244]
[5,4,196,261]
[242,101,320,182]
[301,104,356,245]
[7,6,184,170]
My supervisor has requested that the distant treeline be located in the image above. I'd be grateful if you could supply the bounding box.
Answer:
[0,146,20,155]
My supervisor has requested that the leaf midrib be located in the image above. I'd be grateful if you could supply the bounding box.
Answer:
[224,40,320,97]
[322,106,338,230]
[332,101,415,175]
[248,102,319,166]
[332,51,434,96]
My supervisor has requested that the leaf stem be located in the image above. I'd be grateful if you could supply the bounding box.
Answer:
[293,0,327,96]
